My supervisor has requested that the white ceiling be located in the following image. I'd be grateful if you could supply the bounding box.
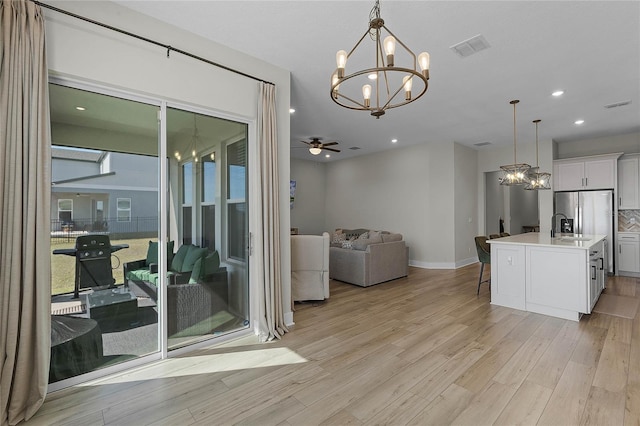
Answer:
[113,1,640,162]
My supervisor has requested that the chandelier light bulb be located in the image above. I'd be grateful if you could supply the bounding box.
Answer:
[336,50,347,78]
[192,149,196,157]
[418,52,430,79]
[383,35,396,66]
[403,75,413,100]
[362,84,372,108]
[332,73,340,99]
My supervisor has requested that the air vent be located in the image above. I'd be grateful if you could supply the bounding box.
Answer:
[349,147,361,150]
[474,142,492,147]
[450,34,490,58]
[604,100,632,109]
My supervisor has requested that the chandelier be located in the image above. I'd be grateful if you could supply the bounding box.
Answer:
[499,100,531,185]
[173,114,215,164]
[330,0,430,118]
[525,119,551,190]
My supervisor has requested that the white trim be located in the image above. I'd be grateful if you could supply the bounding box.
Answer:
[409,257,478,270]
[53,183,157,192]
[284,311,295,327]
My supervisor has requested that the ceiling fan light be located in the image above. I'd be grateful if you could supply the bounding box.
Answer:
[309,147,322,155]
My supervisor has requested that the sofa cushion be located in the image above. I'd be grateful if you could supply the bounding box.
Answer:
[330,232,346,247]
[382,233,403,243]
[181,246,208,273]
[189,251,221,283]
[170,244,192,272]
[369,230,382,239]
[145,240,175,266]
[352,235,383,250]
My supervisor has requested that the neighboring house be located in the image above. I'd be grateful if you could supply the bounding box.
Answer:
[51,146,158,236]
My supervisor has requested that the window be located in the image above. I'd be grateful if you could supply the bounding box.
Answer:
[181,162,193,245]
[201,154,216,250]
[227,141,247,260]
[58,199,72,223]
[117,198,131,222]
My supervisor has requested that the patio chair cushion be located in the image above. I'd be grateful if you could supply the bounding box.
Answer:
[189,250,221,284]
[145,240,175,266]
[181,246,208,273]
[170,244,192,272]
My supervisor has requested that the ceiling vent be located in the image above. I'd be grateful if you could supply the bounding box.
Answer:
[450,34,491,58]
[349,147,361,150]
[604,100,632,109]
[474,142,492,147]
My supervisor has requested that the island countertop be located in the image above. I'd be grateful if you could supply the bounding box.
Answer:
[487,232,606,250]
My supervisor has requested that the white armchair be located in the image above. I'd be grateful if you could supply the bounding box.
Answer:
[291,232,330,301]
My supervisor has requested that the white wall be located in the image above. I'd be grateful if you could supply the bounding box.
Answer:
[323,142,459,268]
[44,1,292,323]
[454,143,478,266]
[556,132,640,159]
[290,159,327,235]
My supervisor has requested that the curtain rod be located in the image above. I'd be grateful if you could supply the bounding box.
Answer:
[31,0,274,85]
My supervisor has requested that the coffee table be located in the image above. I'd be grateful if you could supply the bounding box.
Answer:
[86,287,138,322]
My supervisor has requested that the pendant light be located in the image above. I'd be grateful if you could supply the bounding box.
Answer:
[499,100,531,185]
[524,119,551,190]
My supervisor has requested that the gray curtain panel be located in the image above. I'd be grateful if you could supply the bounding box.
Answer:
[257,82,288,341]
[0,0,52,424]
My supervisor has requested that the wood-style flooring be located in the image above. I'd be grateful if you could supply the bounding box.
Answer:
[28,265,640,425]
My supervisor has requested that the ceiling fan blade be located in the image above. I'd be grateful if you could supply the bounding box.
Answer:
[300,141,312,146]
[324,147,341,153]
[322,141,338,147]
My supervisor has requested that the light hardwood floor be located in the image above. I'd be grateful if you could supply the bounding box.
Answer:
[29,265,640,425]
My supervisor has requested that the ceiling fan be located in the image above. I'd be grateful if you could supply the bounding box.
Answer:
[300,137,340,155]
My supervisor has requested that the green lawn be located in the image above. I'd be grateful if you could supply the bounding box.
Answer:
[51,237,152,296]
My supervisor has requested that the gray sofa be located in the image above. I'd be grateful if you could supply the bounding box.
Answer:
[329,229,409,287]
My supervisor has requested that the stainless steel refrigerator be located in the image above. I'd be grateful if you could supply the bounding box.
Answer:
[554,190,614,274]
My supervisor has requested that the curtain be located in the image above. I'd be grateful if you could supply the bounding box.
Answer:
[0,1,51,424]
[257,82,288,341]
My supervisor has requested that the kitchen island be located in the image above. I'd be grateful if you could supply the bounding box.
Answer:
[488,233,606,321]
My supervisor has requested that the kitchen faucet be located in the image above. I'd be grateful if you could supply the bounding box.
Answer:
[550,213,568,238]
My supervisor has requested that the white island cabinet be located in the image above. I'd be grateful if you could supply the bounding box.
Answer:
[488,233,606,321]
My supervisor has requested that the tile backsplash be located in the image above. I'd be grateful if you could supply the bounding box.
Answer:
[619,210,640,232]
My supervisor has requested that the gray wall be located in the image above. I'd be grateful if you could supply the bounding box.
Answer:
[290,159,327,235]
[555,132,640,159]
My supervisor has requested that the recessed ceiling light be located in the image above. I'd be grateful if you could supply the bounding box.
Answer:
[325,154,330,158]
[289,108,295,114]
[391,139,398,143]
[575,119,585,125]
[75,106,86,111]
[552,90,564,97]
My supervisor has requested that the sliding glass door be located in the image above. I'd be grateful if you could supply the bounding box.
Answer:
[49,83,251,387]
[166,107,249,350]
[49,83,161,384]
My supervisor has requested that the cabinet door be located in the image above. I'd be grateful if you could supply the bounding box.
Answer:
[584,158,615,189]
[555,162,585,191]
[618,157,639,209]
[618,240,640,272]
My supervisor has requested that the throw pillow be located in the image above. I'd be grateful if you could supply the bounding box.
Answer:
[369,230,382,239]
[331,232,346,244]
[170,244,192,272]
[181,246,208,273]
[146,240,175,266]
[382,233,403,243]
[341,239,353,249]
[358,231,369,240]
[352,235,383,250]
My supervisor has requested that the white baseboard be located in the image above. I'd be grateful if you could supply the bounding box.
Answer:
[409,257,478,270]
[284,311,295,327]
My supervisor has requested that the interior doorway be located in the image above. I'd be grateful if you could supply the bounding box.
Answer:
[485,170,539,235]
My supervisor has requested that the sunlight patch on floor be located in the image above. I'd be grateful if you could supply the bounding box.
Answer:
[80,347,308,385]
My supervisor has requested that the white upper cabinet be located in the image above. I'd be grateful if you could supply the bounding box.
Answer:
[553,153,622,192]
[618,155,640,209]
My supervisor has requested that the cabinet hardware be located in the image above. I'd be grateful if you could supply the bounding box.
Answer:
[591,265,596,280]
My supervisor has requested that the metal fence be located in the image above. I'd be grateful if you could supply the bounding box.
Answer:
[51,216,158,243]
